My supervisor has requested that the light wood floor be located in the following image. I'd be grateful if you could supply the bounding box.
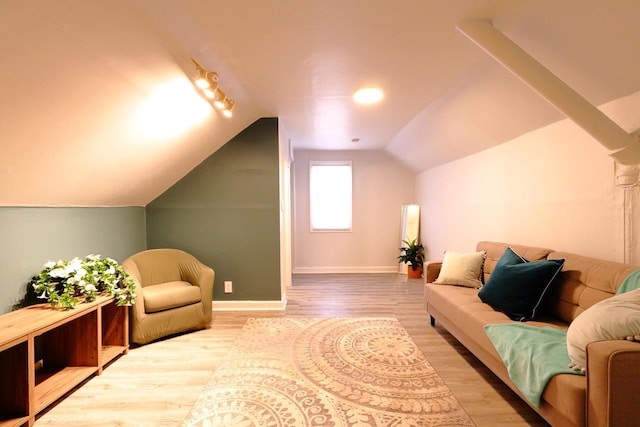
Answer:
[35,274,549,426]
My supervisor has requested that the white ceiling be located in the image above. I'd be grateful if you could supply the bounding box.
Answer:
[2,0,640,206]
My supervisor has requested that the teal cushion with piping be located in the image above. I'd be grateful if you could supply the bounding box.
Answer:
[478,247,564,321]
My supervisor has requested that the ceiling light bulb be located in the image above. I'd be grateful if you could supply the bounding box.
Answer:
[195,78,210,89]
[213,89,227,109]
[353,87,384,104]
[203,88,215,99]
[222,99,234,117]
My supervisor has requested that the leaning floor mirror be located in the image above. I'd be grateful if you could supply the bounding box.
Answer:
[399,204,420,274]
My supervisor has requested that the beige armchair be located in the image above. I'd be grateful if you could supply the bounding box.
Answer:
[122,249,214,345]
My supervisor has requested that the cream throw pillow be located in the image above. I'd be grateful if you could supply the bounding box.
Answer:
[566,288,640,372]
[434,251,486,288]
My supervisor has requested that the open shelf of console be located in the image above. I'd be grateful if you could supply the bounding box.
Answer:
[0,296,128,426]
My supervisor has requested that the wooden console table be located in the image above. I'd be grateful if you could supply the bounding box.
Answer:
[0,296,128,427]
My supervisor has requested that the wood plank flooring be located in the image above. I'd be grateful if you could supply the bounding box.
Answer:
[35,274,549,426]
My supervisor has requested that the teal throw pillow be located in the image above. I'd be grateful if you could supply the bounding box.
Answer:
[478,247,564,321]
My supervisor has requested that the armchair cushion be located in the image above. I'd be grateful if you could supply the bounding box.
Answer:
[142,281,202,313]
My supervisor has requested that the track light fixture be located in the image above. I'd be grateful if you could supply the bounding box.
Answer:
[190,58,235,118]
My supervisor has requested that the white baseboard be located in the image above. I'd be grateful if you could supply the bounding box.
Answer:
[292,266,399,274]
[212,299,287,311]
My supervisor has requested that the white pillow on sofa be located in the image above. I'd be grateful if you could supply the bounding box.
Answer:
[434,250,486,288]
[566,288,640,372]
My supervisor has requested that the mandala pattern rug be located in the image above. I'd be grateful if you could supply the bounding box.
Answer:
[182,317,475,426]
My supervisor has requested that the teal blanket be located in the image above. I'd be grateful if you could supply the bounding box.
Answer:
[483,323,583,407]
[616,269,640,294]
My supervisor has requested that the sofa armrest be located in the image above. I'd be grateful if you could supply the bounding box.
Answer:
[586,339,640,427]
[424,261,442,283]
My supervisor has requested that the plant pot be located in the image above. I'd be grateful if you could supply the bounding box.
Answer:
[407,265,422,279]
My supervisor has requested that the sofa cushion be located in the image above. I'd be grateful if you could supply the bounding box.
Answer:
[142,281,202,313]
[434,250,486,288]
[566,287,640,372]
[478,247,564,321]
[425,283,510,364]
[476,241,554,284]
[544,252,640,323]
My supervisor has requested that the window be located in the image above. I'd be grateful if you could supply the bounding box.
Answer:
[309,161,352,231]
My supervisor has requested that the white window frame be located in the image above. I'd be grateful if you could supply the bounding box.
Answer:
[309,161,352,232]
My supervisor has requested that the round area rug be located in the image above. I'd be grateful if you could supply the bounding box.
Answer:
[182,317,475,427]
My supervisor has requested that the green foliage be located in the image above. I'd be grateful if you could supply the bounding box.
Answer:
[30,255,136,310]
[398,239,425,270]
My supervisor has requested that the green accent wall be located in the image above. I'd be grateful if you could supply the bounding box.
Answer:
[0,207,146,314]
[146,118,282,302]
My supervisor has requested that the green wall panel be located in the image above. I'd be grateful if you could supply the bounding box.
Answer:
[146,118,281,302]
[0,206,146,314]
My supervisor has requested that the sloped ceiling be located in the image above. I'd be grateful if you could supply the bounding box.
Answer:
[2,1,640,206]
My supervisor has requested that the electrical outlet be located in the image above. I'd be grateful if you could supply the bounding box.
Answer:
[224,281,233,293]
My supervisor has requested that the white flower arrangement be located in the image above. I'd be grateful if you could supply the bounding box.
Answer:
[30,255,136,310]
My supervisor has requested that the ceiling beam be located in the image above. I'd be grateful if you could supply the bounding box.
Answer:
[456,19,640,165]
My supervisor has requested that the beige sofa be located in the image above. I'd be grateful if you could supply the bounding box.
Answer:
[122,249,214,345]
[424,241,640,427]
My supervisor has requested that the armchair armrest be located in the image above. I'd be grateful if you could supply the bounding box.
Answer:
[179,260,214,320]
[195,263,214,317]
[586,339,640,426]
[121,259,147,321]
[424,261,443,283]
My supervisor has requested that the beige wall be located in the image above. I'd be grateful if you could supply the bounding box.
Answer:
[417,91,640,264]
[293,150,416,273]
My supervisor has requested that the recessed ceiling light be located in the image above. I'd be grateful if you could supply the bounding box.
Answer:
[353,87,384,104]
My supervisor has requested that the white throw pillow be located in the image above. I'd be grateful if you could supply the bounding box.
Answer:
[566,288,640,372]
[434,251,486,288]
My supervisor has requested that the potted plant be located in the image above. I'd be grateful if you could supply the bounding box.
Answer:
[30,255,137,310]
[398,238,425,279]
